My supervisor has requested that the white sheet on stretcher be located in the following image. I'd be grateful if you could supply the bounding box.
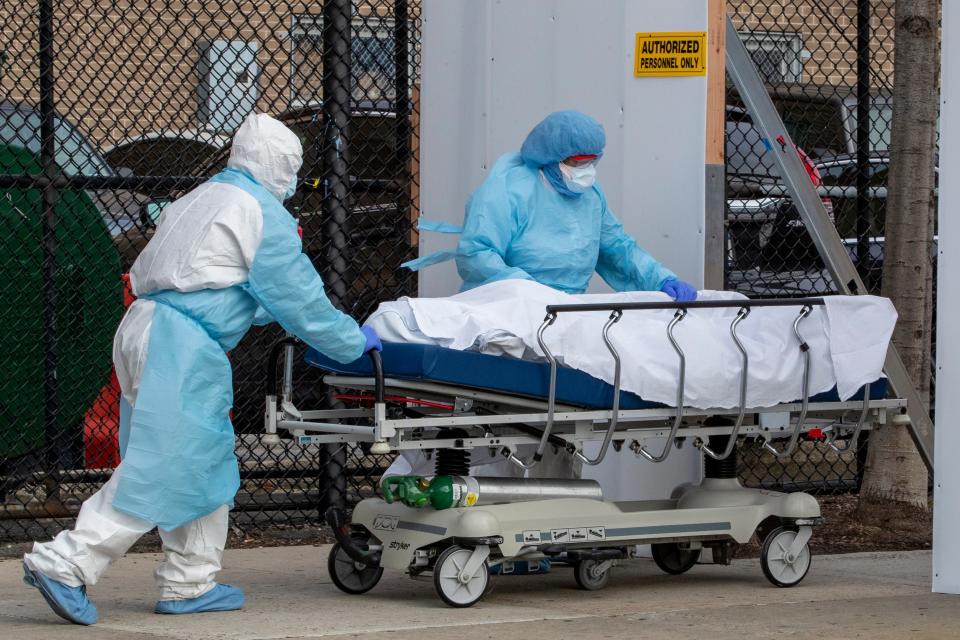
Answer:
[367,279,896,410]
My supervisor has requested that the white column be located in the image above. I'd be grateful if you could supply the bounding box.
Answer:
[419,0,709,297]
[933,0,960,594]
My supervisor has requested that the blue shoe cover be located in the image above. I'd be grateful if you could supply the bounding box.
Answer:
[22,563,98,625]
[155,584,245,615]
[489,559,552,575]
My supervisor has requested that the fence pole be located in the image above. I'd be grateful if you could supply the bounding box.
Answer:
[38,0,62,490]
[394,0,418,295]
[394,0,411,223]
[856,0,872,278]
[322,0,352,306]
[320,0,353,512]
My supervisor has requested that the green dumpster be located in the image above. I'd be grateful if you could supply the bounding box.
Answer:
[0,144,121,460]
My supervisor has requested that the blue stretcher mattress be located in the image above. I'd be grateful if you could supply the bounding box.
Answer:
[305,342,886,411]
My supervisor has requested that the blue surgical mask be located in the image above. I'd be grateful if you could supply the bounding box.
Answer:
[283,176,298,201]
[558,162,597,193]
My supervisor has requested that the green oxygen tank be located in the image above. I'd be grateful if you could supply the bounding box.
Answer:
[381,475,604,510]
[381,475,465,510]
[0,144,121,460]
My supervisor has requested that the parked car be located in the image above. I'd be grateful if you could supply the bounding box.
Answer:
[103,129,230,179]
[102,129,231,231]
[728,85,892,161]
[774,86,892,157]
[725,103,833,289]
[0,101,152,269]
[727,150,938,297]
[725,84,892,298]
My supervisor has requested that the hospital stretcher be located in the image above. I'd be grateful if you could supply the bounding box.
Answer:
[264,297,905,607]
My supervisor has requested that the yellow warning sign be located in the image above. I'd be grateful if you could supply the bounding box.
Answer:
[634,32,707,77]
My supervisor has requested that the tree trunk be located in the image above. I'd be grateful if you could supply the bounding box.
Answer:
[860,0,939,509]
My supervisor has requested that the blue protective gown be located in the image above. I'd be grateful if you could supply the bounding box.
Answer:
[455,153,677,294]
[405,110,676,294]
[113,166,365,531]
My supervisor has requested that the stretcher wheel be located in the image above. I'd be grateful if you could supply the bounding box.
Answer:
[651,543,701,575]
[760,527,811,588]
[573,559,611,590]
[433,545,489,608]
[328,536,383,595]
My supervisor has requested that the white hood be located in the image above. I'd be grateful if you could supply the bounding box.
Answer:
[227,113,303,200]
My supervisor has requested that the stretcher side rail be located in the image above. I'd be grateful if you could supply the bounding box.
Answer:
[281,398,903,449]
[264,337,386,444]
[316,375,901,421]
[760,306,815,460]
[699,307,750,460]
[273,370,903,451]
[508,297,835,471]
[543,296,827,314]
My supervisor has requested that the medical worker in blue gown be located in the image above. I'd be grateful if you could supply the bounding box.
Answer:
[22,113,382,625]
[393,111,697,574]
[455,109,697,300]
[398,110,698,478]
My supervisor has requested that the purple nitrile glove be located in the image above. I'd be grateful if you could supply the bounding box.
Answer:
[360,325,383,353]
[660,279,698,302]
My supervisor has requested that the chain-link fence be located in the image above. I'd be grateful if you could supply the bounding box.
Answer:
[726,0,896,300]
[0,1,930,542]
[0,0,419,541]
[726,0,937,493]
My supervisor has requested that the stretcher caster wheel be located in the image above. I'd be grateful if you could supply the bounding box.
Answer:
[573,559,611,591]
[328,536,383,595]
[760,526,811,588]
[434,545,489,607]
[651,543,701,575]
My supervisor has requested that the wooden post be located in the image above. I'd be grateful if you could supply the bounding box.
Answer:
[703,0,726,290]
[705,0,726,166]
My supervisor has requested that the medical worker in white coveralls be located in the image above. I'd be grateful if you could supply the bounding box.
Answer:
[22,113,382,624]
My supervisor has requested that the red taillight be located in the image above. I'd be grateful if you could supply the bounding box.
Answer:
[795,146,822,187]
[775,135,822,187]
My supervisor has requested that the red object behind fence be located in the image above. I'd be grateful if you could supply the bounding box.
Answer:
[82,274,135,469]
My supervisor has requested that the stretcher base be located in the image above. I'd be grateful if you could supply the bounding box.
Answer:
[331,477,819,607]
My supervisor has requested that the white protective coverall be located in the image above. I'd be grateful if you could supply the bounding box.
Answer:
[24,113,366,600]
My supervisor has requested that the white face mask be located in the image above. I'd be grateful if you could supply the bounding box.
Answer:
[558,162,597,193]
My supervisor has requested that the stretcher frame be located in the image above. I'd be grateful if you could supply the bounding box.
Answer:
[265,297,907,465]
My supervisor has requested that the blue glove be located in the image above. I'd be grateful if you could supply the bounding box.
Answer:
[361,326,383,353]
[660,279,698,302]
